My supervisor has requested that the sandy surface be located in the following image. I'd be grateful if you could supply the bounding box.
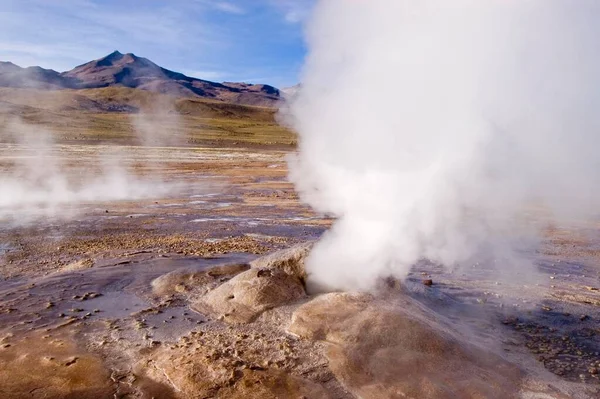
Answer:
[0,144,599,398]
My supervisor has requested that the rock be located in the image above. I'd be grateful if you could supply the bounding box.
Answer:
[249,241,314,284]
[151,263,250,297]
[288,293,523,399]
[191,268,306,324]
[61,258,94,272]
[423,279,433,286]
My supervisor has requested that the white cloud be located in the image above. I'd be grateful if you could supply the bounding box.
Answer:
[268,0,314,24]
[0,0,306,87]
[0,0,225,68]
[213,2,245,14]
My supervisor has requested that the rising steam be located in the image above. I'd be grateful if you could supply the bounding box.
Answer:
[288,0,600,291]
[0,105,184,225]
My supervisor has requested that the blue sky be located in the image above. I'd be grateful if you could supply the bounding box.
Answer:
[0,0,315,88]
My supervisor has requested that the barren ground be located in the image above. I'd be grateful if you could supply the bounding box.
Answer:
[0,143,599,398]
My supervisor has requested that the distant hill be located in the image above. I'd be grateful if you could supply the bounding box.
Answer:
[0,86,280,120]
[0,51,282,107]
[0,62,77,90]
[0,86,296,148]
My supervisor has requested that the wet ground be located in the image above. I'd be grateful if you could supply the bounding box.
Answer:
[404,225,600,396]
[0,144,329,279]
[0,144,599,398]
[0,144,339,398]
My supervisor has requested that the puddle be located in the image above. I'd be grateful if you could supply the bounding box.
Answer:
[141,306,206,342]
[190,193,220,198]
[188,201,233,209]
[0,253,256,335]
[0,243,13,255]
[288,216,318,221]
[191,217,241,223]
[71,291,148,319]
[149,203,184,208]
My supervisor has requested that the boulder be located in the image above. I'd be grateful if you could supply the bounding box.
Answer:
[191,267,306,324]
[151,263,250,297]
[249,241,314,284]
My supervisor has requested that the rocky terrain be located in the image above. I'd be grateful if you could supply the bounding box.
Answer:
[1,241,599,398]
[0,145,599,398]
[0,51,281,107]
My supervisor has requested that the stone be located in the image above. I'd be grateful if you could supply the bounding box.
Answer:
[249,241,314,284]
[151,263,250,297]
[191,268,306,324]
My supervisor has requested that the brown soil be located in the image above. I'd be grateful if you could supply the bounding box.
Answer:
[0,146,599,398]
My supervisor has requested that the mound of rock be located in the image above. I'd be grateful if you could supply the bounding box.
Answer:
[288,293,524,399]
[191,267,306,324]
[151,263,250,297]
[149,243,533,398]
[190,243,313,324]
[249,241,313,285]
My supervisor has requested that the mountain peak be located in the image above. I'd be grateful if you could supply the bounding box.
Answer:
[1,52,282,107]
[97,50,129,66]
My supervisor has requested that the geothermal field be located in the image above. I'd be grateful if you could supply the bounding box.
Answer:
[2,0,600,398]
[0,97,598,399]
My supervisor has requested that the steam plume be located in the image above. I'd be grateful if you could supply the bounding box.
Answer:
[0,116,183,226]
[288,0,600,291]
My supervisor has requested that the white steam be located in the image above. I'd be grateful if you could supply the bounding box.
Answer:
[131,96,185,147]
[0,115,183,225]
[288,0,600,291]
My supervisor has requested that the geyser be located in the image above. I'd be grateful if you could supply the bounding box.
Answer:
[288,0,600,291]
